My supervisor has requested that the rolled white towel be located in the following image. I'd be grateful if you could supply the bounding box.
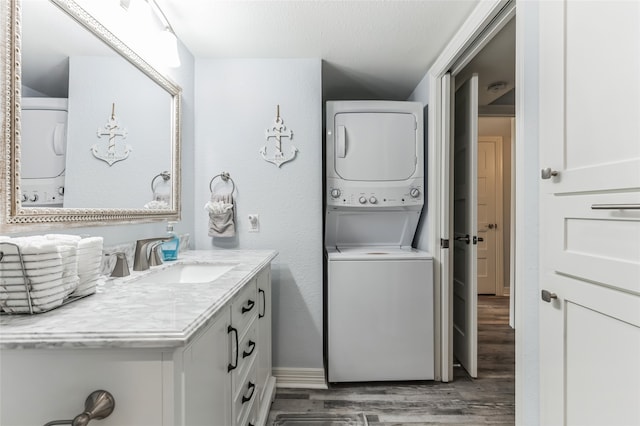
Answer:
[78,237,103,250]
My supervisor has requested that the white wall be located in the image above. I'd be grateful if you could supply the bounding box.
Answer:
[407,73,430,252]
[194,59,323,369]
[478,117,511,296]
[65,56,172,209]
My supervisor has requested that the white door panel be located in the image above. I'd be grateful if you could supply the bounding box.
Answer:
[452,74,478,378]
[539,1,640,424]
[477,138,500,295]
[440,73,454,382]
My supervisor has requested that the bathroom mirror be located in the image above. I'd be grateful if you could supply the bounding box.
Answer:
[1,0,181,230]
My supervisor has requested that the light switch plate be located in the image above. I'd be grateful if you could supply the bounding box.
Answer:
[248,214,260,232]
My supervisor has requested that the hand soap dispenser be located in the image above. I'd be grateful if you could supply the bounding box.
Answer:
[161,221,180,261]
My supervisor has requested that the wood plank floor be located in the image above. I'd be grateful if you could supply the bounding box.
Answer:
[267,296,515,425]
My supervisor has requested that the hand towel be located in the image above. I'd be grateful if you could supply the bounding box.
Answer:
[205,193,236,237]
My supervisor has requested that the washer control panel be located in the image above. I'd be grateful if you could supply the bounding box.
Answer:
[327,181,423,207]
[21,179,65,207]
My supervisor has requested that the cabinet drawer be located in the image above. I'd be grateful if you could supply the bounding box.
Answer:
[234,319,257,387]
[233,358,257,426]
[232,279,258,337]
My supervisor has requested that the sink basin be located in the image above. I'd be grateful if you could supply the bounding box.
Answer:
[133,263,237,284]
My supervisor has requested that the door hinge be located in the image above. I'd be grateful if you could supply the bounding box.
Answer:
[440,238,450,249]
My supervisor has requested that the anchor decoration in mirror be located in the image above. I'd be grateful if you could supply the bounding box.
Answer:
[92,103,132,166]
[260,105,298,168]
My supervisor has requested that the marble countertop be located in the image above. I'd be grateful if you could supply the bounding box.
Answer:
[0,250,278,350]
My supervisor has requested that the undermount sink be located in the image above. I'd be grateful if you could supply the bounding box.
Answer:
[133,263,237,284]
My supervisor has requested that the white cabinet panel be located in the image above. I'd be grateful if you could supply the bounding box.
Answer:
[183,308,232,426]
[0,350,164,426]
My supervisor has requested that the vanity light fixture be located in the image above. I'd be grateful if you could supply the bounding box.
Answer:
[121,0,181,68]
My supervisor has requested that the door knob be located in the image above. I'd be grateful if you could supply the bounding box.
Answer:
[541,168,559,179]
[541,289,558,303]
[454,234,470,244]
[488,223,497,229]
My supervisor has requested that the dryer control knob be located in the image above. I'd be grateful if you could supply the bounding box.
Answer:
[330,188,341,198]
[410,188,421,198]
[58,186,65,196]
[369,196,378,204]
[358,196,368,204]
[29,193,39,202]
[21,194,28,202]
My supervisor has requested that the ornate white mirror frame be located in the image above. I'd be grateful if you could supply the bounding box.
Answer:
[1,0,182,232]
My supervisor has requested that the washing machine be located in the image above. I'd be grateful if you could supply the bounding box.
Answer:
[325,101,434,382]
[20,97,68,207]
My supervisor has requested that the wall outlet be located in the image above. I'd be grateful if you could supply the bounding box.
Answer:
[248,214,260,232]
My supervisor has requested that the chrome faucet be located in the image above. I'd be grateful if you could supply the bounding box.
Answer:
[133,237,171,271]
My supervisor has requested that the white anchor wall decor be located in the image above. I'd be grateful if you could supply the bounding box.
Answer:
[260,105,298,167]
[91,103,132,166]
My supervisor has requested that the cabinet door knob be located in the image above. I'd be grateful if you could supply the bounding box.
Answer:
[541,168,559,179]
[541,289,558,303]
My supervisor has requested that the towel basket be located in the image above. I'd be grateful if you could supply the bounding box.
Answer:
[0,241,96,315]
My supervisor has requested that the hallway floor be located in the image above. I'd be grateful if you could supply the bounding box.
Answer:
[267,296,515,425]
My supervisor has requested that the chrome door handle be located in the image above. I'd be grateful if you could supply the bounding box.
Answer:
[541,168,559,179]
[541,289,558,303]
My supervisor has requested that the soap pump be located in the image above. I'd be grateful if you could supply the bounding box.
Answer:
[161,221,180,261]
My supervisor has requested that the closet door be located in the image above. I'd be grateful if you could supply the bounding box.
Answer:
[538,1,640,424]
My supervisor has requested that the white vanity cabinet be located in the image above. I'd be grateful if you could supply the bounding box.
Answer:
[0,256,276,426]
[182,265,274,426]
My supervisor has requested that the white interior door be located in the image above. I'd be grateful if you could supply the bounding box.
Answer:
[539,1,640,424]
[440,73,454,382]
[452,74,478,378]
[477,137,502,295]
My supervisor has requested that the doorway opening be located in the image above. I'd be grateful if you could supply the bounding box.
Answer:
[450,15,515,380]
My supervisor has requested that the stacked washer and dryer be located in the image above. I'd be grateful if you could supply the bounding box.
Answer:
[325,100,434,383]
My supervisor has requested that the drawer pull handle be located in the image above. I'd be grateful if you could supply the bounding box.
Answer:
[227,325,239,372]
[242,299,255,314]
[591,203,640,210]
[243,340,256,358]
[259,289,266,318]
[242,381,256,404]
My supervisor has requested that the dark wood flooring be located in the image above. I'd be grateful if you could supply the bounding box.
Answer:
[267,296,515,425]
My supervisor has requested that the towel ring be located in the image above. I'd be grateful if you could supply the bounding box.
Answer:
[151,171,171,192]
[209,172,236,194]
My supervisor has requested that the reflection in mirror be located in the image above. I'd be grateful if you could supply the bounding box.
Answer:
[2,0,181,228]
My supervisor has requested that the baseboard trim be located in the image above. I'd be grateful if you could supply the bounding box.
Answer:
[273,367,328,389]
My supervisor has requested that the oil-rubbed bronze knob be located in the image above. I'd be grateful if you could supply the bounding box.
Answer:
[71,390,115,426]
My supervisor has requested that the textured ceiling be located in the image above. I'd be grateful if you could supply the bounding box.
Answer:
[156,0,481,100]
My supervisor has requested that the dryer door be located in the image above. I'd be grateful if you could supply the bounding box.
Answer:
[333,112,417,181]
